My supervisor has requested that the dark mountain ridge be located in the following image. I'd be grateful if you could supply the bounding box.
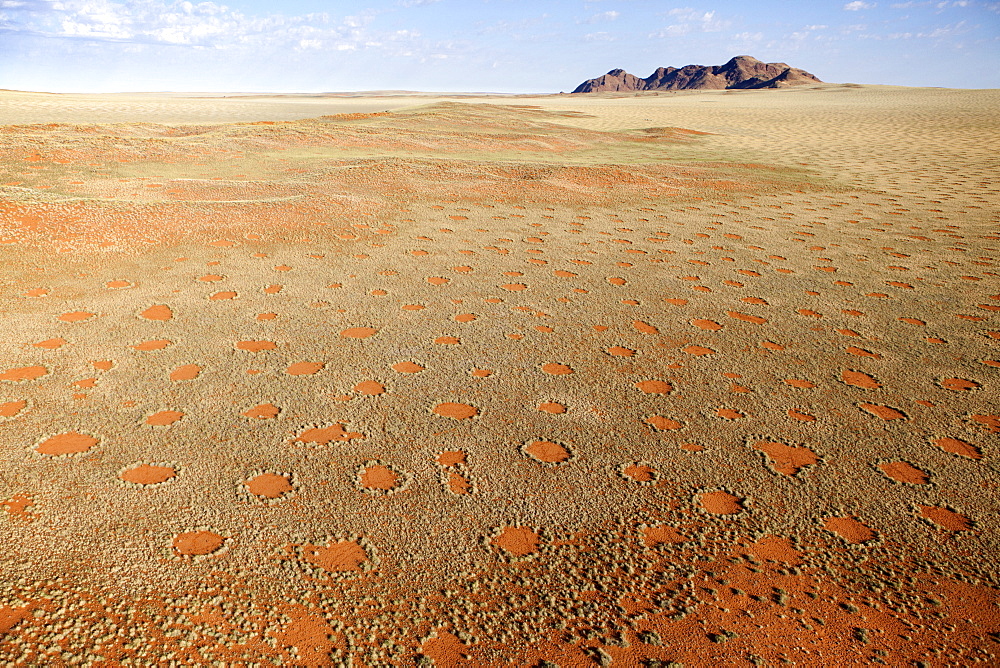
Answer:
[572,56,822,93]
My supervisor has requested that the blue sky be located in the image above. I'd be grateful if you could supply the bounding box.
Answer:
[1,0,997,92]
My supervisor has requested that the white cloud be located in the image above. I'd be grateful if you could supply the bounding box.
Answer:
[844,1,876,9]
[652,7,729,38]
[582,10,620,24]
[3,0,390,53]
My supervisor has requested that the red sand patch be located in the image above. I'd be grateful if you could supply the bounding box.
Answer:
[172,531,224,557]
[0,604,31,634]
[302,540,368,572]
[0,399,27,418]
[246,473,293,499]
[392,361,424,373]
[823,516,876,544]
[645,415,684,431]
[447,472,472,495]
[842,369,881,389]
[33,338,66,349]
[846,346,880,359]
[1,365,48,382]
[524,440,571,464]
[359,464,400,491]
[120,464,176,485]
[699,491,743,515]
[494,527,540,557]
[918,505,972,531]
[236,340,276,352]
[340,327,378,339]
[169,364,201,381]
[933,437,981,459]
[353,380,385,395]
[691,319,722,331]
[859,403,906,420]
[146,410,184,426]
[436,450,466,467]
[622,463,657,482]
[2,494,34,521]
[432,402,479,419]
[683,345,715,356]
[58,311,95,323]
[541,362,574,375]
[752,439,819,475]
[748,535,802,565]
[939,377,980,391]
[286,362,324,376]
[36,431,98,455]
[879,461,929,484]
[537,401,566,414]
[140,305,173,321]
[133,339,171,351]
[728,311,768,324]
[643,525,686,546]
[243,403,280,419]
[294,424,363,444]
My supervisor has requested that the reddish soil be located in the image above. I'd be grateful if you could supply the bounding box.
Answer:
[0,98,996,665]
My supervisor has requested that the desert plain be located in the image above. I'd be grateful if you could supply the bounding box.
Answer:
[0,83,998,665]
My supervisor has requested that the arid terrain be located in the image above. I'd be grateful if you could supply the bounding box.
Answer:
[0,83,998,665]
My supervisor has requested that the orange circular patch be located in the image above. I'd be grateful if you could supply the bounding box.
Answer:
[341,327,378,339]
[432,402,479,420]
[353,380,385,395]
[636,380,671,395]
[236,341,276,352]
[524,440,571,464]
[392,361,424,373]
[359,464,400,491]
[286,362,324,376]
[699,491,743,515]
[246,473,293,499]
[243,403,280,419]
[301,540,368,572]
[0,366,48,382]
[823,516,876,544]
[493,527,539,557]
[169,364,202,381]
[541,363,573,375]
[120,464,176,485]
[36,431,99,456]
[140,305,172,321]
[172,531,225,557]
[146,410,184,426]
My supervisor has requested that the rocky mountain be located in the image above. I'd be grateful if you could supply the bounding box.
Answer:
[572,56,822,93]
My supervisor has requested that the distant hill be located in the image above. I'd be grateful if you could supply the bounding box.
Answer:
[572,56,822,93]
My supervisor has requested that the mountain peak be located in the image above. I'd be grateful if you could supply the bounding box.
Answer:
[572,56,821,93]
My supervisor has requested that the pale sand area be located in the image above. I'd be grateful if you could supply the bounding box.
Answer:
[0,85,998,664]
[0,89,498,125]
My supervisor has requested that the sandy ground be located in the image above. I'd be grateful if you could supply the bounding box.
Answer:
[0,84,998,665]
